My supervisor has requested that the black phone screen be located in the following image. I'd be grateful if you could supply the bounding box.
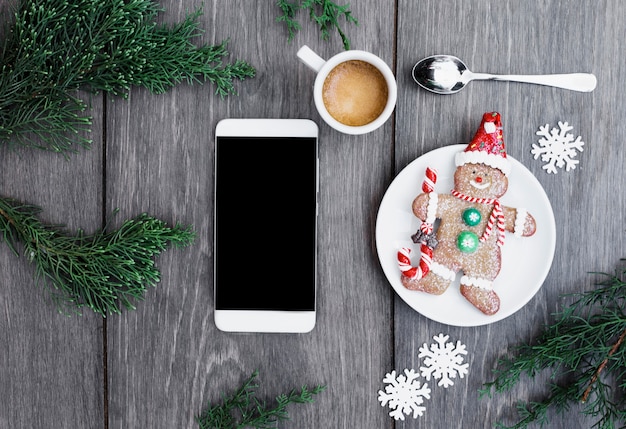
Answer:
[215,136,317,311]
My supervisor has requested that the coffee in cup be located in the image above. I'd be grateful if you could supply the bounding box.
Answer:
[322,60,389,127]
[297,45,397,135]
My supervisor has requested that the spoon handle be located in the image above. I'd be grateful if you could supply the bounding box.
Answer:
[470,72,597,92]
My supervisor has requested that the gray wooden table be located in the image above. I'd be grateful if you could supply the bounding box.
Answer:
[1,0,625,428]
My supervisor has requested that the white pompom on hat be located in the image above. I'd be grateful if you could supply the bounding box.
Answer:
[455,112,511,176]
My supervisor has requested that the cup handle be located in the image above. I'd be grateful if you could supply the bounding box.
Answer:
[297,45,326,73]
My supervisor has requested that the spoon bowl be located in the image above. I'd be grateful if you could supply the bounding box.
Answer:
[412,54,597,94]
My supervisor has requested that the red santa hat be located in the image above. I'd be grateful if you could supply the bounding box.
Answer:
[455,112,511,176]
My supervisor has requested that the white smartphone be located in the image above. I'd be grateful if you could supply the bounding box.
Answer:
[214,118,319,333]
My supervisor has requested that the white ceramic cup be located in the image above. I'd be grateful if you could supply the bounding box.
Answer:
[297,45,397,135]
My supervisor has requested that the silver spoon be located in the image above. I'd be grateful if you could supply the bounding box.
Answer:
[412,54,597,94]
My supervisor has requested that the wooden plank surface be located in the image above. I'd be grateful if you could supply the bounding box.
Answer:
[0,90,105,429]
[395,1,626,428]
[0,0,624,428]
[0,7,104,429]
[104,1,395,428]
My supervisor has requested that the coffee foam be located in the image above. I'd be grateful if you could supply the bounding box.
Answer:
[322,60,388,127]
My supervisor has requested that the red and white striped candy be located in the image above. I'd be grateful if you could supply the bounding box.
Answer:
[397,243,433,280]
[421,167,437,193]
[398,166,438,280]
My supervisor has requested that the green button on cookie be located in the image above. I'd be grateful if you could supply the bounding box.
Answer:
[457,230,479,253]
[462,208,481,226]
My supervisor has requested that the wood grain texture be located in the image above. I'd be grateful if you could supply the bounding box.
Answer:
[395,1,626,428]
[1,0,625,428]
[105,1,394,428]
[0,85,105,429]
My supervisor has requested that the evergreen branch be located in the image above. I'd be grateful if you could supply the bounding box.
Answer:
[582,327,626,403]
[0,197,194,316]
[275,0,358,50]
[0,0,255,153]
[491,383,575,429]
[196,370,326,429]
[481,261,626,428]
[275,0,302,42]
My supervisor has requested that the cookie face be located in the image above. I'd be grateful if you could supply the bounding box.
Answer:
[453,163,508,199]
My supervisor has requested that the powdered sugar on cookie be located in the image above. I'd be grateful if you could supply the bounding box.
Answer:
[400,112,537,315]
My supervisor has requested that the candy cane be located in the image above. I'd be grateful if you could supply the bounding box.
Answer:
[398,245,433,279]
[398,167,438,280]
[422,166,437,193]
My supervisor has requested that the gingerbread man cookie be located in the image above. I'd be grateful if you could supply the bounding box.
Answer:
[399,112,536,315]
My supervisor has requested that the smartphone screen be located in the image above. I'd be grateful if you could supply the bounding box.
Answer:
[214,119,318,332]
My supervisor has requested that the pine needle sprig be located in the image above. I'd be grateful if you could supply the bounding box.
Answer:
[0,0,255,153]
[480,262,626,429]
[0,197,194,317]
[275,0,302,43]
[196,369,326,429]
[275,0,358,50]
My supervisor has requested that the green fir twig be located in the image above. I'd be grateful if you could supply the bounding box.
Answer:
[196,370,326,429]
[0,0,255,153]
[276,0,358,50]
[276,0,302,42]
[0,198,194,317]
[480,261,626,429]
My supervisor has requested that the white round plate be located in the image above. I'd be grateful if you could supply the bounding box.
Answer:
[375,145,556,327]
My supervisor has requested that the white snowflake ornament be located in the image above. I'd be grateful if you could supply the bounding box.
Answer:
[418,333,469,388]
[378,369,431,420]
[532,121,584,174]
